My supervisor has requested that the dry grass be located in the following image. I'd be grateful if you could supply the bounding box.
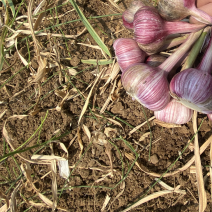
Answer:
[0,0,212,211]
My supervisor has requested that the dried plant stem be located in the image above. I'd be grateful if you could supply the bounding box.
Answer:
[193,111,207,212]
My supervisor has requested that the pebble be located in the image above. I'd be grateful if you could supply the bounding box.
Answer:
[150,154,159,164]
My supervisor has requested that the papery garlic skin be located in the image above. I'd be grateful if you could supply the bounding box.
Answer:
[122,0,145,29]
[113,38,146,72]
[154,99,193,124]
[170,68,212,114]
[158,0,212,24]
[121,63,170,111]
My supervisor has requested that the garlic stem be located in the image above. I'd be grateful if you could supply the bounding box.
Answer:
[159,34,189,52]
[164,21,205,35]
[198,28,212,73]
[159,29,203,73]
[182,27,210,70]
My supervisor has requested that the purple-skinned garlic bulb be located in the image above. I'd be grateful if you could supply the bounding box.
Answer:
[158,0,212,24]
[121,30,202,111]
[122,0,145,29]
[170,29,212,114]
[154,99,193,124]
[133,6,205,54]
[113,38,146,72]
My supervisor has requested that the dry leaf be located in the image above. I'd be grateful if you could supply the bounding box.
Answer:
[91,131,107,146]
[155,178,186,194]
[104,127,118,137]
[28,0,47,84]
[68,68,77,76]
[28,201,46,208]
[0,200,11,212]
[31,155,66,161]
[100,61,120,95]
[105,142,113,176]
[153,119,181,128]
[101,195,110,211]
[10,182,22,212]
[100,78,117,114]
[67,134,77,150]
[192,111,207,211]
[107,0,124,12]
[3,115,48,164]
[190,166,196,174]
[21,163,69,211]
[94,113,125,133]
[51,160,57,211]
[33,0,46,15]
[122,190,180,212]
[129,116,155,135]
[55,90,66,99]
[139,132,150,142]
[82,125,91,141]
[77,43,107,59]
[77,127,83,158]
[0,110,7,119]
[78,68,105,124]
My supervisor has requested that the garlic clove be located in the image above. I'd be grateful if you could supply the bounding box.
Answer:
[154,99,193,124]
[113,38,146,72]
[170,68,212,114]
[122,0,145,29]
[121,63,170,111]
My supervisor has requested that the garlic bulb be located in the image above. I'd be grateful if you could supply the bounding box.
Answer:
[133,6,205,54]
[158,0,212,24]
[121,30,202,111]
[122,0,145,29]
[113,38,146,72]
[154,99,193,124]
[170,29,212,114]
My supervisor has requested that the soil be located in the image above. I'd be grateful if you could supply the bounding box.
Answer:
[0,0,212,211]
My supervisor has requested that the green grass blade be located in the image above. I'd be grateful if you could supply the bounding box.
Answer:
[69,0,111,57]
[6,0,15,17]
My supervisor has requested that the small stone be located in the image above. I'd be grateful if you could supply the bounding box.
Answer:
[70,56,80,66]
[150,154,159,164]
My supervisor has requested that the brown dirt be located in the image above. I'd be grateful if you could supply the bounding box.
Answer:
[0,0,212,211]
